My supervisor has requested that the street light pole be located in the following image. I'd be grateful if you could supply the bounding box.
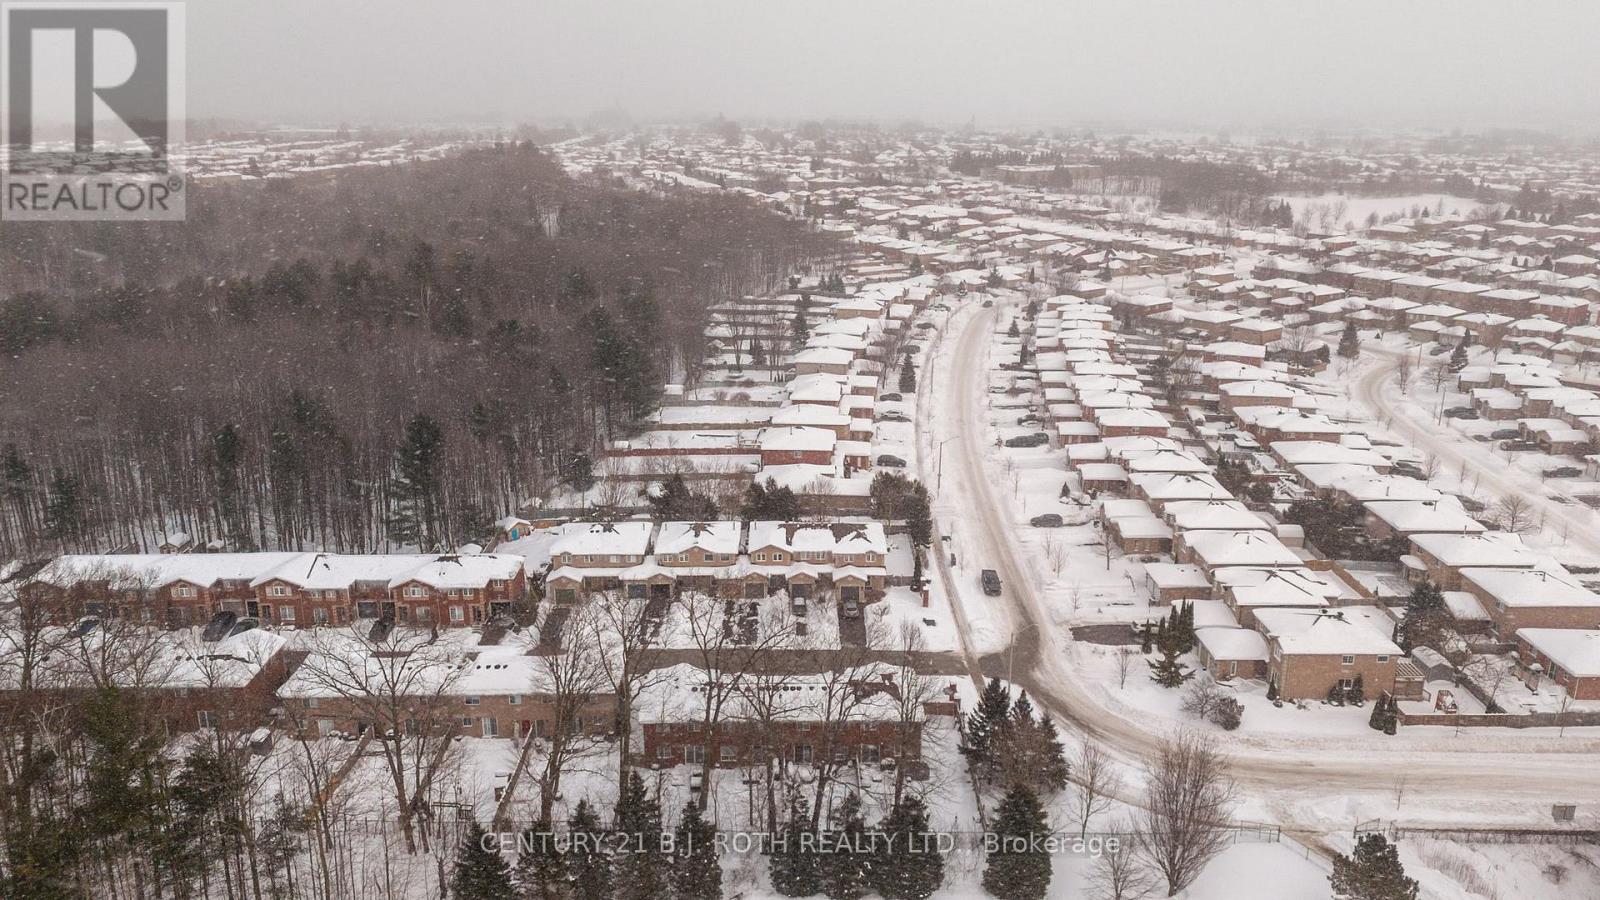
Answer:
[937,436,957,492]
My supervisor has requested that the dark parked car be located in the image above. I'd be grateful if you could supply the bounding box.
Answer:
[1500,440,1540,452]
[981,569,1003,596]
[1490,428,1520,440]
[1004,432,1050,448]
[983,299,994,308]
[1442,407,1478,419]
[1030,514,1065,528]
[201,611,237,642]
[876,454,908,468]
[879,392,903,402]
[1544,466,1582,479]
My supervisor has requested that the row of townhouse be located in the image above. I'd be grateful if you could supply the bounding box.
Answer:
[1031,306,1407,702]
[16,551,529,629]
[542,519,889,604]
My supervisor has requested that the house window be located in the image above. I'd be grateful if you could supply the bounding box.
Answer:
[720,745,737,763]
[509,695,522,705]
[312,607,330,625]
[794,744,813,764]
[280,606,296,623]
[176,586,196,598]
[416,606,432,622]
[465,696,481,706]
[406,586,424,597]
[755,552,767,562]
[657,746,673,760]
[197,710,216,729]
[460,717,474,727]
[1376,655,1389,663]
[1339,678,1354,691]
[686,745,706,764]
[450,606,464,622]
[269,585,289,597]
[860,744,880,764]
[1341,655,1354,665]
[482,717,499,738]
[305,697,321,709]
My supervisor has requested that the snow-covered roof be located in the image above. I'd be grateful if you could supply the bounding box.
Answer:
[1256,607,1401,657]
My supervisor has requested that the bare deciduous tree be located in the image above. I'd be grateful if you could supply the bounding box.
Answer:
[1072,741,1123,838]
[1136,731,1238,896]
[522,601,612,824]
[1090,823,1158,900]
[1493,495,1535,535]
[290,624,468,853]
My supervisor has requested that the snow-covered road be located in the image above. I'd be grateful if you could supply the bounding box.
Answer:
[926,299,1600,835]
[1354,347,1600,558]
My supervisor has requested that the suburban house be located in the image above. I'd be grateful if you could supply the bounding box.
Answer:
[630,663,933,768]
[1255,607,1402,701]
[1515,629,1600,701]
[21,552,528,629]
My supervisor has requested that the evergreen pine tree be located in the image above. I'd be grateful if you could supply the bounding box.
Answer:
[1034,716,1070,794]
[613,772,668,900]
[1367,695,1389,733]
[42,468,85,547]
[770,790,822,897]
[671,802,721,900]
[981,784,1053,900]
[1397,580,1448,652]
[899,354,917,393]
[1148,620,1193,688]
[1330,834,1419,900]
[792,309,811,347]
[451,820,514,900]
[1348,674,1366,706]
[567,800,612,900]
[962,677,1011,770]
[1447,336,1470,373]
[512,823,569,900]
[821,792,870,900]
[385,413,447,549]
[872,796,944,900]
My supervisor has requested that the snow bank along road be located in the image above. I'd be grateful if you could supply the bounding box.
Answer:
[1355,346,1600,558]
[929,302,1600,830]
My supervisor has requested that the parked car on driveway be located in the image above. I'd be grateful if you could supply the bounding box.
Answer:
[1443,407,1478,419]
[876,454,907,468]
[1004,433,1049,448]
[1030,513,1065,528]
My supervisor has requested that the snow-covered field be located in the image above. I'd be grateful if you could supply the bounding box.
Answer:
[1274,193,1492,231]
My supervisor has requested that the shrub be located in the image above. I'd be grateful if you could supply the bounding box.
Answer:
[1209,698,1243,731]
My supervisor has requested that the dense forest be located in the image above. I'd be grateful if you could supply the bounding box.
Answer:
[0,142,836,556]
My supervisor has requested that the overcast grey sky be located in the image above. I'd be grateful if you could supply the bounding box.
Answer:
[186,1,1600,132]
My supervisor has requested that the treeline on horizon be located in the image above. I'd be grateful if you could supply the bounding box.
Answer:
[0,143,838,557]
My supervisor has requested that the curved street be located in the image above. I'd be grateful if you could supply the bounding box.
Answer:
[925,299,1600,833]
